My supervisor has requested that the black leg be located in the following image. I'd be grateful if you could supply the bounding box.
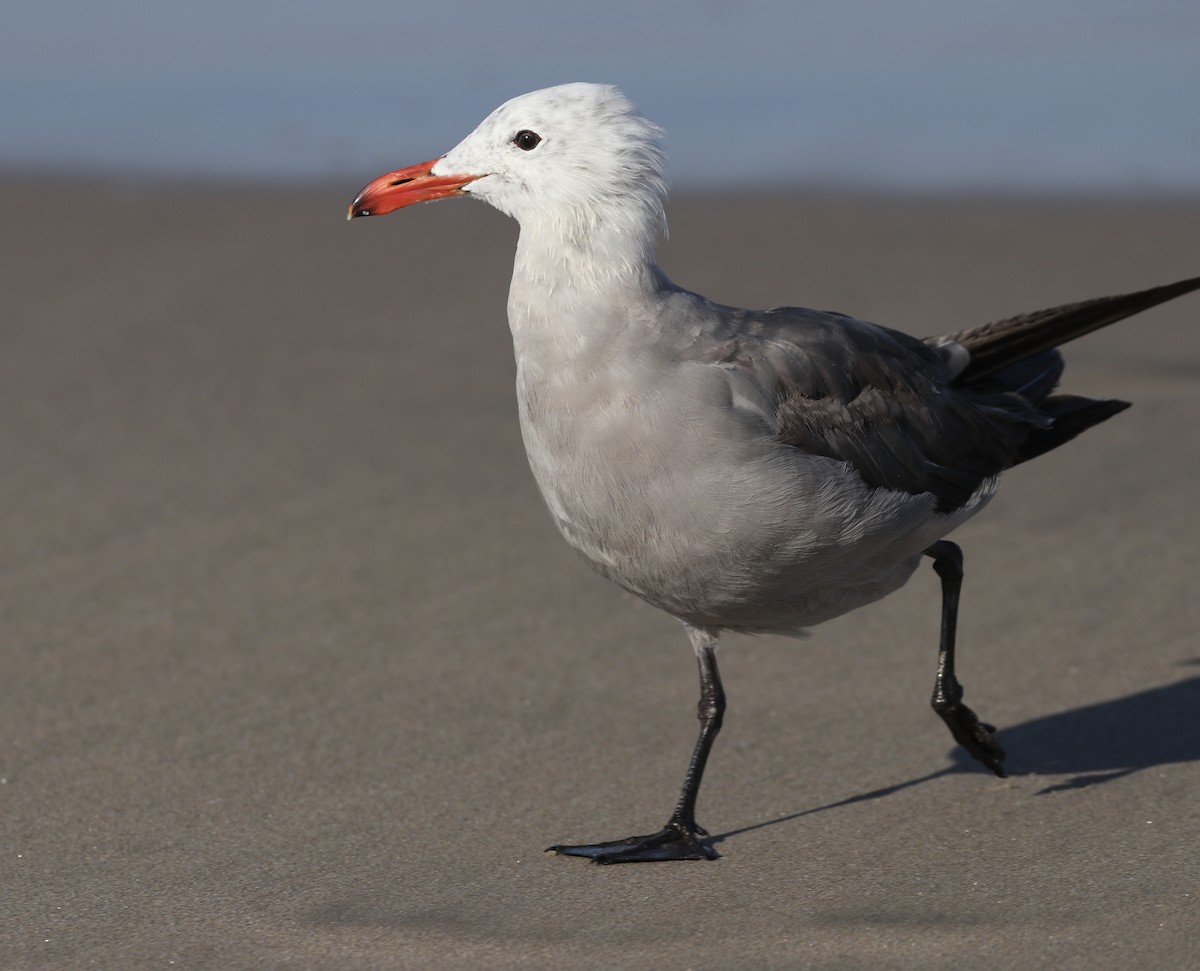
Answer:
[547,632,725,863]
[925,541,1007,777]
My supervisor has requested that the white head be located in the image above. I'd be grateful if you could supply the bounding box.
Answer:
[349,83,668,247]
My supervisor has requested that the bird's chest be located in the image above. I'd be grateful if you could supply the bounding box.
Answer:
[518,365,665,538]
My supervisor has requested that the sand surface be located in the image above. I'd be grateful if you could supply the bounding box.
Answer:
[2,179,1198,969]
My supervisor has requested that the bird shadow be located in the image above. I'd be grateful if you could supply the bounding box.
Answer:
[710,667,1200,848]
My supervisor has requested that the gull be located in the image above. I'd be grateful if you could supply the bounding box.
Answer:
[348,82,1199,863]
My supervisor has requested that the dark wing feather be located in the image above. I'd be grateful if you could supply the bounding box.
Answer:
[943,275,1200,382]
[930,275,1200,460]
[699,276,1197,513]
[705,307,1045,512]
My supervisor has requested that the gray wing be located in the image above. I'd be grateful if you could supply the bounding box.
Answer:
[698,306,1050,513]
[686,276,1199,512]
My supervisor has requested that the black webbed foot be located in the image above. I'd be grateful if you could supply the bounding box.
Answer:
[934,686,1007,777]
[547,821,717,863]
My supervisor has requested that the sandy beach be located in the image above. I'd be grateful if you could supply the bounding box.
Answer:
[2,177,1198,969]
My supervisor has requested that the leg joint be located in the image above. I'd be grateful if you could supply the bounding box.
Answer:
[930,679,963,713]
[926,540,963,582]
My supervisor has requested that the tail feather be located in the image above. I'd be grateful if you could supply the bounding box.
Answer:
[943,275,1200,383]
[1013,396,1131,465]
[925,274,1197,467]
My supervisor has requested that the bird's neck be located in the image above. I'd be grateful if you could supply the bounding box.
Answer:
[507,206,669,359]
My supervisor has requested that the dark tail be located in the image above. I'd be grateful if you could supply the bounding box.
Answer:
[944,275,1200,383]
[932,274,1198,467]
[1012,395,1130,464]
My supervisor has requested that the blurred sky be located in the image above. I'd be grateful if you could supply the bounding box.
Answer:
[3,0,1199,190]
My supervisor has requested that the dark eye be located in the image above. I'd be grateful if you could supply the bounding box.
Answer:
[513,129,542,151]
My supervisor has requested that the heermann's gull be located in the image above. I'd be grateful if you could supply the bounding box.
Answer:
[348,82,1199,863]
